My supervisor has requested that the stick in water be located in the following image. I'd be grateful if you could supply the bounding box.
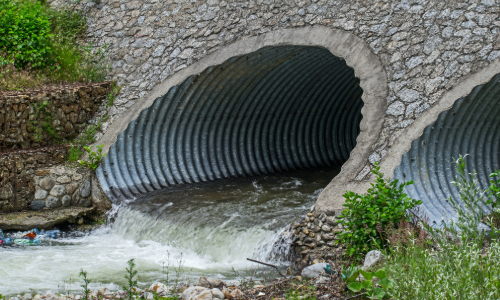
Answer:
[246,258,287,278]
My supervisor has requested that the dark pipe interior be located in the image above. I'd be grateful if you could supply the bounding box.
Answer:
[394,73,500,225]
[98,46,364,201]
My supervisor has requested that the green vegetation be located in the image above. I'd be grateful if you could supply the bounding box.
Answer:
[0,0,109,91]
[79,144,106,170]
[336,162,422,258]
[342,266,394,299]
[78,269,91,300]
[123,259,139,300]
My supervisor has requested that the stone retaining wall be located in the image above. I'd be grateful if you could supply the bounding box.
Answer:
[32,165,93,211]
[0,147,68,212]
[0,82,112,151]
[291,211,344,268]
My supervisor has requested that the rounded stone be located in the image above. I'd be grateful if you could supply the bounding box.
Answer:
[34,189,48,200]
[50,185,66,197]
[39,177,55,191]
[56,175,71,184]
[80,180,91,198]
[46,196,62,209]
[66,182,79,194]
[62,195,72,207]
[31,200,45,211]
[72,174,83,181]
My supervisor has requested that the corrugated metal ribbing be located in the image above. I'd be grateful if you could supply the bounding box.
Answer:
[97,46,364,201]
[394,73,500,225]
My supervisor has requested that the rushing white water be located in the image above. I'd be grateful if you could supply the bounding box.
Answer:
[0,169,338,296]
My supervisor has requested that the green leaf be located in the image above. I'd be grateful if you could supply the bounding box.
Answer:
[378,277,393,290]
[359,269,374,280]
[374,269,387,279]
[371,287,386,299]
[362,279,373,290]
[347,282,363,293]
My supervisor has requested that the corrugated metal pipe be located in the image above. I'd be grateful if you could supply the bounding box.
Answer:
[394,73,500,225]
[97,46,364,201]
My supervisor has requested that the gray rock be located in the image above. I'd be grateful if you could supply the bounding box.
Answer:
[211,288,224,300]
[321,225,331,232]
[46,197,62,209]
[197,276,211,288]
[62,195,72,207]
[39,177,55,191]
[301,263,329,279]
[363,250,384,270]
[207,278,223,287]
[386,101,405,116]
[34,189,48,200]
[31,200,45,211]
[79,198,92,207]
[143,292,153,300]
[181,286,213,300]
[397,88,420,103]
[56,176,71,184]
[80,180,91,197]
[50,185,66,197]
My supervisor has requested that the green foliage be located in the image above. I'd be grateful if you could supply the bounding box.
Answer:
[79,144,105,170]
[342,265,393,299]
[487,169,500,209]
[123,259,138,300]
[79,269,91,300]
[0,0,109,90]
[68,145,83,163]
[31,100,59,142]
[337,162,422,257]
[0,0,55,69]
[107,82,121,107]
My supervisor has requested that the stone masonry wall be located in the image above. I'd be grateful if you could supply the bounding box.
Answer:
[0,147,68,211]
[0,82,111,151]
[64,0,500,179]
[32,166,93,211]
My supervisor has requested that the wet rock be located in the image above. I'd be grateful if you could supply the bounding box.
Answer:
[0,207,95,230]
[31,200,45,211]
[62,195,72,207]
[301,263,329,279]
[34,189,48,200]
[46,196,62,209]
[40,177,55,191]
[80,180,91,197]
[50,185,66,197]
[363,250,384,270]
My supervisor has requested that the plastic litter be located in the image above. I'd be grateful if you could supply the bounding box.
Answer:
[0,227,63,246]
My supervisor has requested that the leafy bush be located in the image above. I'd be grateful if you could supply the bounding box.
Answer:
[79,144,106,170]
[0,0,110,90]
[0,0,55,69]
[342,265,394,299]
[337,162,422,257]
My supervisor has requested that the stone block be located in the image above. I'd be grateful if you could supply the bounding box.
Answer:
[62,195,72,207]
[34,189,48,200]
[40,177,55,191]
[80,180,91,197]
[46,196,62,209]
[79,197,92,207]
[50,185,66,196]
[31,200,45,210]
[57,175,71,184]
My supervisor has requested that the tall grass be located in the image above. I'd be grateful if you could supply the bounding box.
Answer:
[382,155,500,299]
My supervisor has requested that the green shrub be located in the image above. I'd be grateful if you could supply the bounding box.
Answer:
[0,0,55,69]
[79,144,105,170]
[342,265,394,299]
[337,162,422,258]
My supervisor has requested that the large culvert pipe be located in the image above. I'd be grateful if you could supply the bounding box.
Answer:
[394,73,500,224]
[97,46,364,201]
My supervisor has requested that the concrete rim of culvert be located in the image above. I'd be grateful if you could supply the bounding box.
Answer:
[96,25,390,210]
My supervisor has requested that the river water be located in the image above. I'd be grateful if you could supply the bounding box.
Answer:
[0,168,338,296]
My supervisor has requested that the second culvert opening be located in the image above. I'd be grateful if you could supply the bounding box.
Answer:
[98,46,364,200]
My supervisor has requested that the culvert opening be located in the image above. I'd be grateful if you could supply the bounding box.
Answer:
[98,46,364,201]
[394,73,500,225]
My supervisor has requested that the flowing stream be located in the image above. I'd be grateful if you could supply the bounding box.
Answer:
[0,168,338,296]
